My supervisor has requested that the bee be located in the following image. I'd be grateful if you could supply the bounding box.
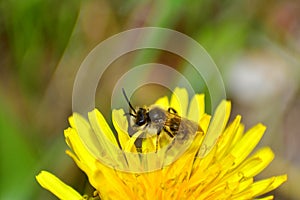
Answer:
[122,88,202,151]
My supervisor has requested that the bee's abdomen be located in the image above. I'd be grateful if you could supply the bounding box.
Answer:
[165,117,200,138]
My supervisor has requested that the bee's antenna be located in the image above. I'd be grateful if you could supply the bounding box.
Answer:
[122,88,136,114]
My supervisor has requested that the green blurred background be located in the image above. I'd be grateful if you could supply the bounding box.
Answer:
[0,0,299,199]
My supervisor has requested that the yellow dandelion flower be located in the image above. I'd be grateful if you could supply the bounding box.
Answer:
[36,88,287,200]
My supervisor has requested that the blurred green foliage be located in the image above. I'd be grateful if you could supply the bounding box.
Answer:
[0,0,80,95]
[0,95,36,199]
[0,0,81,199]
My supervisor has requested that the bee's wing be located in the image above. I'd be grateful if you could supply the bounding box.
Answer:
[198,100,231,157]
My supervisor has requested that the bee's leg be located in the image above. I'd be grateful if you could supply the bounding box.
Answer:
[163,126,175,138]
[123,112,136,117]
[168,107,177,114]
[155,127,162,153]
[143,123,149,129]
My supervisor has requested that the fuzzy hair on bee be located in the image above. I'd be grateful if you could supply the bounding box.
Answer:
[122,88,202,151]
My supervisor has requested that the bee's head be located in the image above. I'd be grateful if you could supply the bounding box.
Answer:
[135,107,150,126]
[122,88,150,127]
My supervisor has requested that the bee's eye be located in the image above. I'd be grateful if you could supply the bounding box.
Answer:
[135,109,147,126]
[136,115,146,126]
